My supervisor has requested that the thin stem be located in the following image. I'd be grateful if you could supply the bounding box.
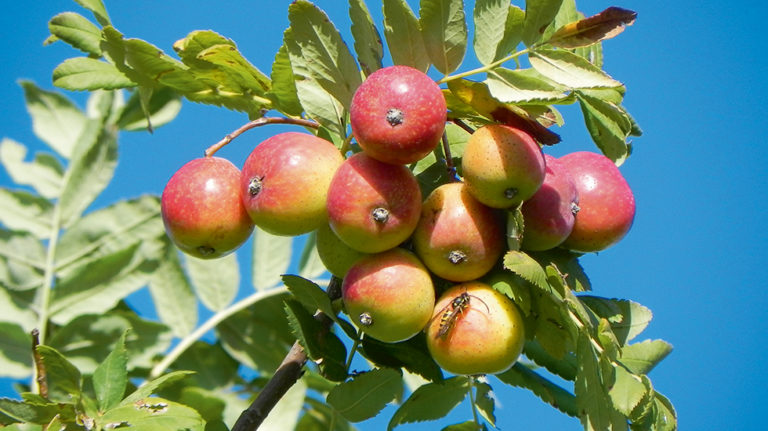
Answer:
[148,287,287,380]
[204,117,319,157]
[438,48,531,84]
[440,131,458,182]
[31,329,48,398]
[468,376,480,428]
[345,330,363,373]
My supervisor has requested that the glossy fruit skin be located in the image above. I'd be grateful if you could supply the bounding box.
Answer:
[161,157,254,259]
[425,282,525,375]
[413,182,505,282]
[521,154,580,251]
[350,65,447,165]
[462,124,546,208]
[326,152,422,253]
[240,132,344,236]
[342,248,435,343]
[315,222,369,278]
[559,151,635,252]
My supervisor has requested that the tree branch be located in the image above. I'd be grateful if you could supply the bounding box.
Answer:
[204,117,319,157]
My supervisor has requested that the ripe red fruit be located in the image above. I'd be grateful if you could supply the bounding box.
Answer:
[425,282,525,375]
[342,248,435,343]
[240,132,344,236]
[350,65,447,165]
[521,154,580,251]
[413,182,505,282]
[326,152,422,253]
[161,157,254,259]
[559,151,636,252]
[462,124,547,208]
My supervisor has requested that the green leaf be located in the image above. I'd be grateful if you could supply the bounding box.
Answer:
[260,378,307,431]
[419,0,467,75]
[148,245,198,338]
[361,333,444,383]
[253,228,293,291]
[529,248,591,292]
[174,342,239,391]
[53,57,136,91]
[98,397,205,431]
[486,67,567,103]
[619,339,673,375]
[529,48,622,89]
[196,43,272,96]
[267,44,304,117]
[0,398,74,425]
[650,392,677,431]
[0,188,52,239]
[574,331,628,430]
[580,297,653,345]
[474,380,496,427]
[116,86,182,131]
[608,365,648,417]
[287,0,362,109]
[522,0,564,46]
[485,268,532,316]
[58,118,119,225]
[92,330,128,412]
[283,275,337,320]
[382,0,430,72]
[503,250,549,292]
[217,292,294,373]
[522,340,578,381]
[0,288,37,332]
[73,0,110,26]
[472,0,513,65]
[297,232,329,280]
[185,252,239,311]
[48,12,102,56]
[327,368,403,422]
[576,91,632,165]
[349,0,384,76]
[36,345,82,402]
[0,228,46,280]
[20,81,87,159]
[284,299,347,381]
[0,322,32,379]
[496,363,578,417]
[387,377,469,430]
[121,371,196,405]
[0,139,64,199]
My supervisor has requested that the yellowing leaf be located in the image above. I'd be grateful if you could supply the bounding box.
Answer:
[548,7,637,49]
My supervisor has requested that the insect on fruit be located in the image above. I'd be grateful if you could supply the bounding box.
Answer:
[435,291,489,339]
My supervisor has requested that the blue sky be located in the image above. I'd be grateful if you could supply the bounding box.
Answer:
[2,0,768,429]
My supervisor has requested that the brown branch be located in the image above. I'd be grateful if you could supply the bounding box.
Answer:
[31,329,48,398]
[441,131,458,182]
[231,277,343,431]
[204,117,320,157]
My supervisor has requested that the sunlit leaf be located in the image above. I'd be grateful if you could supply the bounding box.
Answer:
[20,81,87,159]
[253,228,293,291]
[503,250,548,292]
[116,87,182,132]
[387,377,469,430]
[382,0,430,72]
[609,365,648,417]
[474,380,496,427]
[420,0,467,75]
[261,378,307,431]
[473,0,518,65]
[73,0,110,26]
[548,7,637,49]
[267,44,303,117]
[530,48,622,89]
[0,322,32,379]
[185,252,239,312]
[580,296,652,345]
[576,91,632,165]
[284,299,347,381]
[0,188,53,238]
[349,0,384,76]
[486,67,567,103]
[196,43,272,95]
[36,345,82,403]
[0,397,74,425]
[148,245,198,338]
[53,57,135,91]
[522,0,563,46]
[619,339,673,376]
[92,330,128,411]
[574,331,628,430]
[121,371,196,405]
[0,139,64,199]
[48,12,102,56]
[327,368,403,422]
[297,232,329,280]
[97,397,205,431]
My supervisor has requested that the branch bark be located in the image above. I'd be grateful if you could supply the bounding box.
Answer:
[204,117,319,157]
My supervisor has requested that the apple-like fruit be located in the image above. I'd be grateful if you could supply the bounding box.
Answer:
[425,282,525,375]
[521,154,580,251]
[327,152,422,253]
[240,132,344,236]
[342,248,435,343]
[462,124,546,208]
[559,151,635,252]
[315,222,369,278]
[161,157,254,259]
[350,65,446,165]
[412,182,505,282]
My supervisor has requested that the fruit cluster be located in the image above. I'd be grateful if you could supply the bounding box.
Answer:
[160,65,636,376]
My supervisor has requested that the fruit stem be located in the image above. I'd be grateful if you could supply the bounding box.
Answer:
[204,116,320,157]
[148,286,288,379]
[437,48,531,84]
[468,376,481,427]
[440,131,458,182]
[345,329,363,373]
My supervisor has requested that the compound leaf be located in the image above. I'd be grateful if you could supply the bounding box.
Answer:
[327,368,403,422]
[349,0,384,76]
[387,377,469,430]
[382,0,430,72]
[48,12,102,56]
[420,0,467,75]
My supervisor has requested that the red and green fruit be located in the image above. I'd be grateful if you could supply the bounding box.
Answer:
[161,157,254,259]
[521,154,580,251]
[326,152,422,253]
[559,151,636,252]
[342,248,435,343]
[425,282,525,375]
[240,132,344,236]
[462,124,546,209]
[350,65,447,165]
[413,182,505,282]
[315,223,369,278]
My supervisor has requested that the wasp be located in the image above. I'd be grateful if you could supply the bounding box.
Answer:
[434,291,489,339]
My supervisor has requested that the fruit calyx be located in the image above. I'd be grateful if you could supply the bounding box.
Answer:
[386,108,404,127]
